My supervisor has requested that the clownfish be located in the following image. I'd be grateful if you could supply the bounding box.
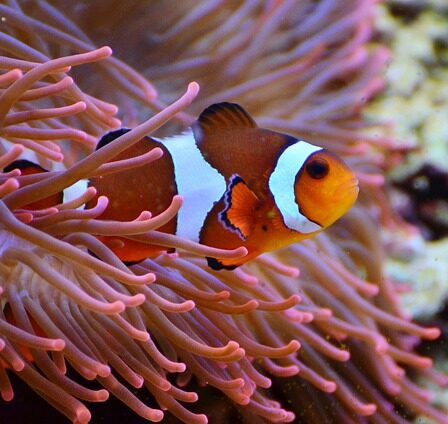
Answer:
[87,102,359,269]
[1,303,46,368]
[0,161,61,366]
[3,159,63,210]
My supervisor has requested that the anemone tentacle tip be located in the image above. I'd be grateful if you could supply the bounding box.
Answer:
[425,327,442,340]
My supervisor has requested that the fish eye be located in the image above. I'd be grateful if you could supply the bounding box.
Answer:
[305,158,329,179]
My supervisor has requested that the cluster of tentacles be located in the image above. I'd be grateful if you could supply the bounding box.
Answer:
[0,1,447,423]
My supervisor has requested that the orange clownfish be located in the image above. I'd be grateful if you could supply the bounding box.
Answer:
[87,102,359,270]
[1,303,46,368]
[3,159,63,210]
[0,160,62,368]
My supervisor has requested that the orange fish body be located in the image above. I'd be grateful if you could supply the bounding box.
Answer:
[87,129,177,263]
[3,159,63,210]
[1,304,45,368]
[88,103,359,269]
[1,161,63,367]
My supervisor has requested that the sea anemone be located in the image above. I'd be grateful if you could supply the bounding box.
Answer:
[0,1,447,423]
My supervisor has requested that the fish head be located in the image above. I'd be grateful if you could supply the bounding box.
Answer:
[294,149,359,229]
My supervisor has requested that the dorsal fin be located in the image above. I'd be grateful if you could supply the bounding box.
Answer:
[96,128,131,150]
[195,103,257,133]
[3,159,48,173]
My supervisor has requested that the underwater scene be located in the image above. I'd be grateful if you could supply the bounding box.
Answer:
[0,0,447,423]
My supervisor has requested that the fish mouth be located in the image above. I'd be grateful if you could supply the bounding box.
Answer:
[336,177,359,197]
[348,177,359,187]
[349,178,360,193]
[337,178,359,205]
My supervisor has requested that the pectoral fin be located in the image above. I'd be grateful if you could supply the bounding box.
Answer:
[199,191,259,270]
[219,175,259,240]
